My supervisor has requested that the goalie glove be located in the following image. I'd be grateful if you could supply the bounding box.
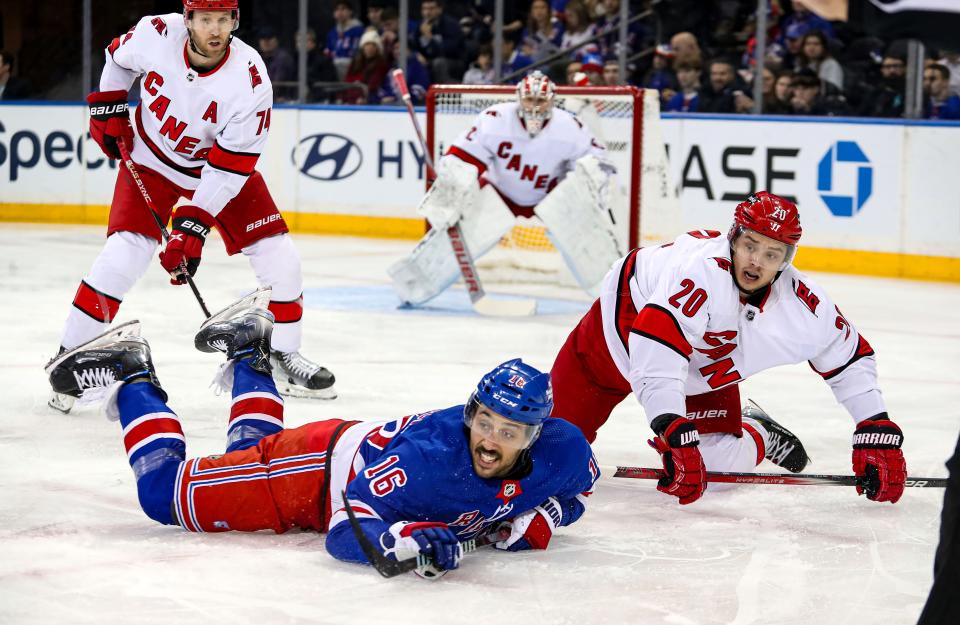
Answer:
[648,414,707,505]
[379,521,462,580]
[494,497,562,551]
[852,416,906,504]
[418,156,481,230]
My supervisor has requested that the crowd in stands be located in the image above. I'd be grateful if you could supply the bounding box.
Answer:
[1,0,959,120]
[242,0,959,120]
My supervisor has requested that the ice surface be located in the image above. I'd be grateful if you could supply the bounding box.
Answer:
[1,224,957,625]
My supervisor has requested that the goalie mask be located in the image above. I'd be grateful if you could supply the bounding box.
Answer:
[516,71,556,137]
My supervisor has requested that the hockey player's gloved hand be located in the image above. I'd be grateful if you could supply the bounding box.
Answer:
[380,521,462,579]
[852,415,906,504]
[648,414,706,505]
[87,90,133,160]
[494,496,562,551]
[159,205,214,285]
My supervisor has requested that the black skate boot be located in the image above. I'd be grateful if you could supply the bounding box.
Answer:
[743,399,810,473]
[194,290,275,374]
[45,321,163,401]
[270,350,337,400]
[45,321,158,412]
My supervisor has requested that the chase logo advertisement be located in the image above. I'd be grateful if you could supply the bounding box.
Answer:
[291,133,363,181]
[817,140,873,217]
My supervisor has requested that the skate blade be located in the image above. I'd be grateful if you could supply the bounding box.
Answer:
[48,392,76,414]
[274,381,338,400]
[199,287,273,332]
[44,320,143,376]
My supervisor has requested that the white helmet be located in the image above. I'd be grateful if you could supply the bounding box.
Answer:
[516,70,556,137]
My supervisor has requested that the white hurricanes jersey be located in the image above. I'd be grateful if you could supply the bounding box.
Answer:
[598,230,886,425]
[100,13,272,217]
[445,101,608,208]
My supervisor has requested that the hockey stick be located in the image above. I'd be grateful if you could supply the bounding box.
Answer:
[341,492,509,578]
[117,138,211,318]
[391,69,536,317]
[610,466,948,488]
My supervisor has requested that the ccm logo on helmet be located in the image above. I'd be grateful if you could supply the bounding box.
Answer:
[245,213,282,232]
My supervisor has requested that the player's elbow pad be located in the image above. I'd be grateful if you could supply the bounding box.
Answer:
[325,519,382,564]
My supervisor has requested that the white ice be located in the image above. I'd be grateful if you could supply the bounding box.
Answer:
[1,224,957,625]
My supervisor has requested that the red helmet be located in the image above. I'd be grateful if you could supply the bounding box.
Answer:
[728,191,802,267]
[183,0,240,30]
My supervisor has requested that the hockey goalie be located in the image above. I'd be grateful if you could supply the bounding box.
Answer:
[389,71,624,306]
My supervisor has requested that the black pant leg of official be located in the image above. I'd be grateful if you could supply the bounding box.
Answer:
[917,431,960,625]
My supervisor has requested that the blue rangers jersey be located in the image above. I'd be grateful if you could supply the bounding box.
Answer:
[325,405,600,563]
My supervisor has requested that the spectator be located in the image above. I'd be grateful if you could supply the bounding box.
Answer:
[670,31,702,68]
[780,1,834,43]
[642,44,679,95]
[923,64,960,120]
[522,0,564,63]
[295,29,339,103]
[595,0,646,60]
[937,49,960,96]
[257,26,295,91]
[502,34,535,78]
[325,0,365,79]
[379,36,431,105]
[781,22,808,70]
[342,29,388,104]
[411,0,465,83]
[577,52,604,85]
[603,57,624,86]
[463,44,496,85]
[768,69,795,114]
[560,1,599,58]
[698,58,753,113]
[789,68,849,116]
[565,60,583,85]
[664,61,701,112]
[0,50,31,100]
[367,1,387,34]
[858,54,906,117]
[798,30,844,92]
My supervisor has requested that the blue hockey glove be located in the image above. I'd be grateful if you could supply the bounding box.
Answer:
[380,521,462,579]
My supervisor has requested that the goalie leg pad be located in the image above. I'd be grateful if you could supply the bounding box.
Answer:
[389,187,514,306]
[535,159,625,293]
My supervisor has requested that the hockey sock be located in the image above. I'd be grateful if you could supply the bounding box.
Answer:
[116,381,185,525]
[227,358,284,453]
[741,418,768,467]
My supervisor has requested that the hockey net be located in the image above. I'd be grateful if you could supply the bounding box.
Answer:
[426,84,679,288]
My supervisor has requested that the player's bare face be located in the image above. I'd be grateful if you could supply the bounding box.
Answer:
[468,406,529,479]
[731,230,788,295]
[187,10,234,64]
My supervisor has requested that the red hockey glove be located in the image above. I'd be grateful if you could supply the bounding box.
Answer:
[648,414,706,505]
[494,496,562,551]
[159,205,214,285]
[852,416,906,504]
[381,521,462,580]
[87,90,133,160]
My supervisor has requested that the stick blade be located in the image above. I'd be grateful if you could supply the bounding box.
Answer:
[472,296,537,317]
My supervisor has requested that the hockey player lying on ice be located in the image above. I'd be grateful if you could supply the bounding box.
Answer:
[49,0,335,414]
[46,290,599,579]
[389,70,623,305]
[550,191,906,505]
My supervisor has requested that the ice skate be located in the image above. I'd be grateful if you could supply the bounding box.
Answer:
[45,321,147,413]
[270,350,337,400]
[45,321,161,401]
[743,399,810,473]
[194,288,274,373]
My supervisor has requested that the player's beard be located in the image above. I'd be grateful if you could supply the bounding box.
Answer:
[189,31,228,61]
[472,442,505,478]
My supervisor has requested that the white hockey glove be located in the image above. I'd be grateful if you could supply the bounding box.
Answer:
[417,156,481,230]
[494,497,562,552]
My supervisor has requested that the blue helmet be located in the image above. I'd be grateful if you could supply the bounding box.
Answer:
[467,358,553,426]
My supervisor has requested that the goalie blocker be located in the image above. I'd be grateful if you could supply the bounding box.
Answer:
[389,154,621,305]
